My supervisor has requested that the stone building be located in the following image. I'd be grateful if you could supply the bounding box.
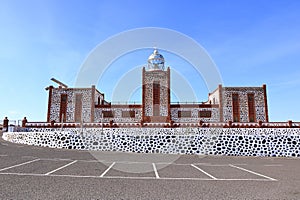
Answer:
[46,49,269,124]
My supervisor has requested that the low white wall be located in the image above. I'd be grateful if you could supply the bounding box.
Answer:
[2,128,300,157]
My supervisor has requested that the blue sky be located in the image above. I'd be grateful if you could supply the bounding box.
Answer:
[1,0,300,122]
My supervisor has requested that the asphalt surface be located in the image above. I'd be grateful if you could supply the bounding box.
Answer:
[1,131,300,200]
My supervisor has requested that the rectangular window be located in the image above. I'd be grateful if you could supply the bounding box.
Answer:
[59,94,67,122]
[178,111,191,118]
[74,94,82,123]
[247,93,256,122]
[199,110,212,118]
[232,93,240,122]
[153,81,160,116]
[122,111,135,118]
[102,111,114,118]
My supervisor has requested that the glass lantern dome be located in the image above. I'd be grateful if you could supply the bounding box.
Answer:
[147,49,165,71]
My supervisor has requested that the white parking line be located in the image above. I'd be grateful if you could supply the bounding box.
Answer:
[193,163,246,167]
[231,163,247,166]
[191,164,217,180]
[152,163,160,178]
[158,177,273,181]
[45,160,77,175]
[22,156,38,159]
[229,164,277,181]
[100,162,115,177]
[0,159,40,172]
[0,172,277,181]
[264,164,282,167]
[0,158,280,182]
[0,155,8,157]
[42,158,73,162]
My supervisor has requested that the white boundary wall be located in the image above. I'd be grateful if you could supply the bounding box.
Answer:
[3,128,300,157]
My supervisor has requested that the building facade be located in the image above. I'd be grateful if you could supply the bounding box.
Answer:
[46,49,269,125]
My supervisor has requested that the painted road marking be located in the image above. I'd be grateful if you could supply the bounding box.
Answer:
[0,159,40,172]
[43,158,73,162]
[0,172,277,181]
[45,160,77,175]
[191,164,217,180]
[22,156,38,159]
[229,164,277,181]
[0,157,279,182]
[12,157,252,168]
[100,162,115,177]
[43,158,101,163]
[152,163,160,178]
[0,155,8,157]
[264,164,282,167]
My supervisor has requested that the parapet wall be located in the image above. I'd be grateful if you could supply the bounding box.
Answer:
[3,128,300,157]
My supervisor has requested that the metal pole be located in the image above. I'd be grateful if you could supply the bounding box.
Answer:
[61,113,64,131]
[101,112,104,134]
[80,118,83,134]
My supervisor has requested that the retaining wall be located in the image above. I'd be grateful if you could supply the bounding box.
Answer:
[2,128,300,157]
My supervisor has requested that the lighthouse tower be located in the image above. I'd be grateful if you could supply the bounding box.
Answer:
[142,49,171,123]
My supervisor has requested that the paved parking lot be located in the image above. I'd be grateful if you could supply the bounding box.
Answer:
[1,132,300,199]
[0,157,278,181]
